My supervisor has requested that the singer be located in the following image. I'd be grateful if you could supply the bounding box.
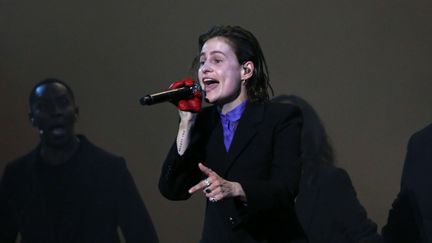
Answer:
[159,26,305,242]
[0,78,159,243]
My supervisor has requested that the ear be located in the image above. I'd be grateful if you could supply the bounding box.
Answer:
[241,61,254,81]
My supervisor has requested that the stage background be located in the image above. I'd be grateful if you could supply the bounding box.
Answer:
[1,0,431,242]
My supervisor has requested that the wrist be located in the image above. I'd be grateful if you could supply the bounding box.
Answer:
[177,116,195,155]
[233,182,247,201]
[179,117,195,130]
[179,110,196,123]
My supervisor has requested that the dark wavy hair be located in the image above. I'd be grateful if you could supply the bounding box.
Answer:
[193,25,273,103]
[272,95,335,167]
[29,78,75,107]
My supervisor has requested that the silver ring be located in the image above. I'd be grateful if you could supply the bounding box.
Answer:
[203,178,211,187]
[209,197,217,202]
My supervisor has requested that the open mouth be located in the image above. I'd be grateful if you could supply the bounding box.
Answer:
[203,78,219,92]
[49,125,67,136]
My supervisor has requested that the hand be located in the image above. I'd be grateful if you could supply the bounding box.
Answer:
[168,78,202,113]
[188,163,246,202]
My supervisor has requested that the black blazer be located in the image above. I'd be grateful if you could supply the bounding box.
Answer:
[0,135,158,243]
[383,123,432,242]
[159,102,305,243]
[295,165,382,243]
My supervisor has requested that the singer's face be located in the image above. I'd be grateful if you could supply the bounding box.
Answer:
[198,37,247,108]
[30,83,78,148]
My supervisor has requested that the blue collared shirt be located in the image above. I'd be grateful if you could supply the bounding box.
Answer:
[219,101,248,151]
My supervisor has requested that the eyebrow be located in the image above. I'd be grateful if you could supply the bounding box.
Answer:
[200,50,226,57]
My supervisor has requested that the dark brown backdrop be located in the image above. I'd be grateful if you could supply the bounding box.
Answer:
[1,0,431,242]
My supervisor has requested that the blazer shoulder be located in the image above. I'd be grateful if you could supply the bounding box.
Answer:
[267,101,300,114]
[0,150,38,191]
[78,135,127,170]
[310,166,358,201]
[2,150,37,175]
[410,123,432,145]
[265,102,302,123]
[300,166,350,191]
[316,166,351,187]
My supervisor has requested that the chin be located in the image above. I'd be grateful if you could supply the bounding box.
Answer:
[204,95,216,104]
[45,135,73,148]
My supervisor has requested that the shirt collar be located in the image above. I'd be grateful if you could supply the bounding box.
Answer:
[219,100,248,122]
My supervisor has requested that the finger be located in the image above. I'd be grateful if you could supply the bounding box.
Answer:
[208,192,222,202]
[206,186,222,198]
[184,79,194,86]
[178,100,189,111]
[198,163,212,176]
[203,177,222,195]
[189,179,209,194]
[169,81,183,89]
[203,187,212,194]
[189,184,203,194]
[207,181,232,199]
[214,193,222,201]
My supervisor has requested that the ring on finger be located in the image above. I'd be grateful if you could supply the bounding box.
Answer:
[204,188,212,194]
[209,197,217,202]
[203,178,211,187]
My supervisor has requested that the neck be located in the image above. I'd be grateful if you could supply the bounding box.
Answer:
[220,92,248,114]
[40,136,80,165]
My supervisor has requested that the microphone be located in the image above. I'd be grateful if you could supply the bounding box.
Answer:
[139,82,202,106]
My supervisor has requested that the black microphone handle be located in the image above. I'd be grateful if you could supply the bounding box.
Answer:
[139,86,192,105]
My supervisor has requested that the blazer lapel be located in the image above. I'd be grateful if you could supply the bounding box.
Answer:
[206,119,229,174]
[222,103,265,175]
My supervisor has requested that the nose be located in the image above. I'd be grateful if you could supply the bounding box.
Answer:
[199,61,213,74]
[50,103,64,118]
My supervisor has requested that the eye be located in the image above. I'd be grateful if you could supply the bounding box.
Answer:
[211,54,224,64]
[198,57,206,67]
[210,56,224,64]
[57,97,71,107]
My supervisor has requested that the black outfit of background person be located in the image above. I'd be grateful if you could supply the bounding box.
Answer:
[159,102,305,243]
[0,135,158,243]
[0,79,158,243]
[382,123,432,243]
[273,95,382,243]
